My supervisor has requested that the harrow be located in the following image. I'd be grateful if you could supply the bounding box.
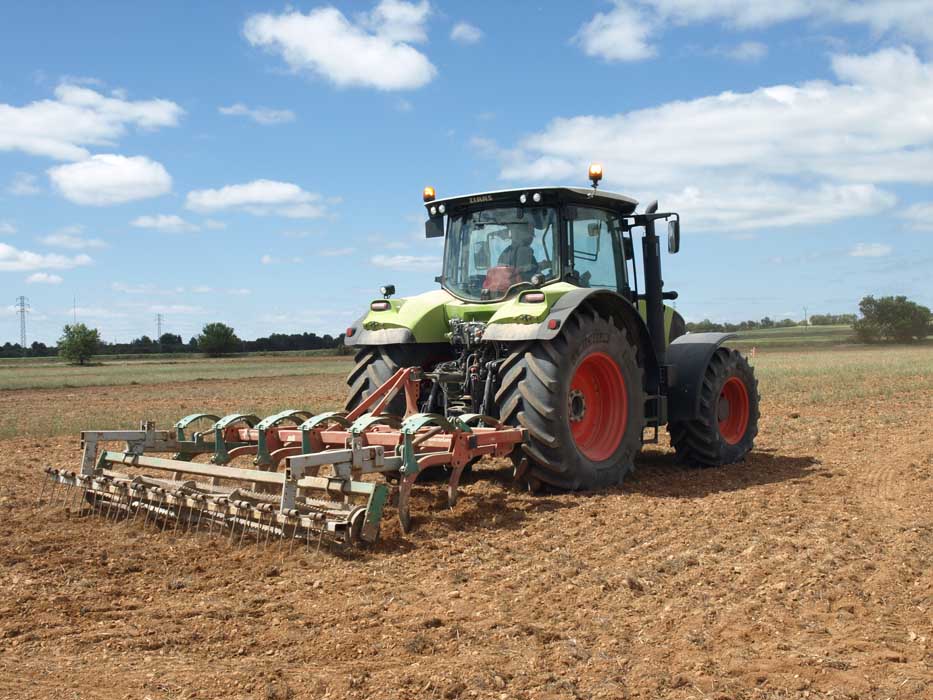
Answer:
[39,367,525,546]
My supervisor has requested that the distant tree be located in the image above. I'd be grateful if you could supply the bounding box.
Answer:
[854,295,932,343]
[198,322,240,356]
[58,323,101,365]
[809,313,857,326]
[759,317,775,329]
[159,333,183,346]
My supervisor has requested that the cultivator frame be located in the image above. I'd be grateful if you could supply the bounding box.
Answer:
[41,367,525,545]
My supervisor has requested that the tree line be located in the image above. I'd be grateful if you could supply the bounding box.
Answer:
[1,321,346,361]
[685,314,857,333]
[686,295,930,342]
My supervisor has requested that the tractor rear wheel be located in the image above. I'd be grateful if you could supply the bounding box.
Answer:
[668,347,759,467]
[496,307,645,490]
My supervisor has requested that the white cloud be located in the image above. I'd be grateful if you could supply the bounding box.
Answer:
[48,154,172,205]
[131,214,199,233]
[0,83,182,161]
[450,21,482,44]
[0,222,14,235]
[186,179,328,218]
[849,242,892,257]
[494,47,933,230]
[901,202,933,231]
[8,172,40,196]
[320,247,356,257]
[726,41,768,62]
[577,1,933,62]
[243,1,436,91]
[204,219,227,230]
[362,0,430,42]
[371,253,438,270]
[0,243,92,271]
[26,272,63,284]
[261,254,274,265]
[219,103,296,125]
[573,2,656,62]
[40,227,107,249]
[634,0,933,41]
[665,182,894,231]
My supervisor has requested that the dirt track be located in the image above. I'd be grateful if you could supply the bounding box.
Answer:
[0,377,931,699]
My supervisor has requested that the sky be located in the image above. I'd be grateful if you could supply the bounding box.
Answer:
[1,0,932,345]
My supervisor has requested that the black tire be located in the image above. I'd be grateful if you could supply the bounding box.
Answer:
[668,347,759,467]
[345,345,444,415]
[495,306,645,490]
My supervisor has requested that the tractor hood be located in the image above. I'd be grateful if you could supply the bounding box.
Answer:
[344,284,581,346]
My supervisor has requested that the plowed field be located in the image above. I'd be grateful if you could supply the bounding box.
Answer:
[0,347,931,699]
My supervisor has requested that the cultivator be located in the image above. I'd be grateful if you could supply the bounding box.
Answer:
[39,367,525,545]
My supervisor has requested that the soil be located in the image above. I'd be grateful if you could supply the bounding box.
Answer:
[0,379,931,699]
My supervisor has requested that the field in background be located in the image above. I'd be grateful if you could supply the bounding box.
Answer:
[0,354,350,391]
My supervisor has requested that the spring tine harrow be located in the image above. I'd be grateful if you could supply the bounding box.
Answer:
[39,367,525,546]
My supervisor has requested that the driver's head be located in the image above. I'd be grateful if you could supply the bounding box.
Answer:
[511,222,534,247]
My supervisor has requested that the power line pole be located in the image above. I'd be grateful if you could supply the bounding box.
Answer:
[156,313,164,350]
[803,305,809,329]
[15,296,29,356]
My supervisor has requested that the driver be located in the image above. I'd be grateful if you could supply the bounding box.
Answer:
[497,222,539,280]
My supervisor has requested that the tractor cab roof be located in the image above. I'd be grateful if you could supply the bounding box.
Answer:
[426,186,639,215]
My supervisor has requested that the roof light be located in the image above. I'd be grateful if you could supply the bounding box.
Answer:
[371,300,391,311]
[430,205,438,216]
[519,193,528,204]
[532,192,542,203]
[423,186,436,202]
[588,163,603,187]
[438,204,446,214]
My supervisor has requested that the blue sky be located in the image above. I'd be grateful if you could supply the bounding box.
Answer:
[1,0,931,344]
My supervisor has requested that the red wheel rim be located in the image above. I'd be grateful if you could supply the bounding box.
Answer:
[718,376,750,445]
[568,352,628,462]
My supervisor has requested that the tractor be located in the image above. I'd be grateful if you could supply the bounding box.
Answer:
[40,165,759,545]
[345,164,760,491]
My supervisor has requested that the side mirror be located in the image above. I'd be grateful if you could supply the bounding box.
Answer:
[667,219,680,254]
[425,218,444,238]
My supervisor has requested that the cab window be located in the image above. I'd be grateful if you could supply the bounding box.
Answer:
[567,207,626,290]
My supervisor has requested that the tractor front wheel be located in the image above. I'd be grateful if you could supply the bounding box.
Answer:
[496,307,645,490]
[345,345,437,415]
[668,347,759,467]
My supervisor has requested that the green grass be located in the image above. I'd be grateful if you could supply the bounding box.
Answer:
[0,355,352,391]
[730,324,855,348]
[750,344,933,405]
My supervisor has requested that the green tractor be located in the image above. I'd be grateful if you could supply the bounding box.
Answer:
[345,166,760,491]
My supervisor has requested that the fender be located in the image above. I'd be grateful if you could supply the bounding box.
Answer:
[666,332,736,422]
[344,324,415,346]
[482,288,660,386]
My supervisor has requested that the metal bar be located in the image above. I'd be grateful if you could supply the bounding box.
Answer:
[100,451,284,485]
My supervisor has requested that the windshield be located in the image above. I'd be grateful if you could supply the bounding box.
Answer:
[443,207,558,301]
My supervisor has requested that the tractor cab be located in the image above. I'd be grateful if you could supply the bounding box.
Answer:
[424,173,678,306]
